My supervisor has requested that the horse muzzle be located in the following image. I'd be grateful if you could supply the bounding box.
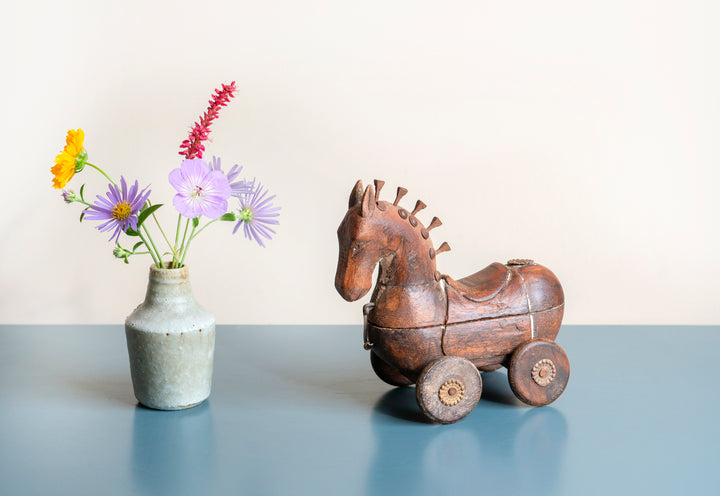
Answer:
[334,267,371,302]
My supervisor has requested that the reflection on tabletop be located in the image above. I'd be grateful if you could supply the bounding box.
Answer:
[367,371,568,496]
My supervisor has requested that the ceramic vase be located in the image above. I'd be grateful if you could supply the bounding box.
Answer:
[125,264,215,410]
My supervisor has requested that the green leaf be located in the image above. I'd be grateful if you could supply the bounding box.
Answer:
[124,258,130,264]
[79,184,86,202]
[219,213,237,221]
[136,204,163,229]
[79,209,87,223]
[132,241,144,251]
[192,217,200,228]
[125,228,140,237]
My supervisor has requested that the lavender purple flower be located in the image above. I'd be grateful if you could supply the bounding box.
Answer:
[233,183,280,247]
[84,177,151,243]
[169,159,232,219]
[209,156,254,197]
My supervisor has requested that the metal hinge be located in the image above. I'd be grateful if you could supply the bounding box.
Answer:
[363,302,375,350]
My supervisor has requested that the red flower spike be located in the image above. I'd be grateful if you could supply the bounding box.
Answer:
[179,81,237,159]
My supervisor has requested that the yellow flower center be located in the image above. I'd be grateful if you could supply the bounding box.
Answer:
[111,201,132,221]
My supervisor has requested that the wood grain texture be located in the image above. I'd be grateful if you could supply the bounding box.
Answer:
[446,268,529,324]
[368,324,444,380]
[443,315,532,359]
[370,350,413,387]
[508,339,570,406]
[415,357,482,424]
[444,262,510,302]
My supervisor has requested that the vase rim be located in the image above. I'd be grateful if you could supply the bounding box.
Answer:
[148,263,189,279]
[150,262,187,270]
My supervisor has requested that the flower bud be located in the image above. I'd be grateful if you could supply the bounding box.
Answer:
[61,189,77,203]
[113,246,132,260]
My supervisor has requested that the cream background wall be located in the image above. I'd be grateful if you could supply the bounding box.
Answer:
[2,1,718,325]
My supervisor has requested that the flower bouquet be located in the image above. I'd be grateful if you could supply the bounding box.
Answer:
[52,82,280,409]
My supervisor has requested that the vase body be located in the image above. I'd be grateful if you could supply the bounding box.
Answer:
[125,265,215,410]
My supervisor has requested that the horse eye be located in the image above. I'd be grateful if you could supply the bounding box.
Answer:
[351,240,368,256]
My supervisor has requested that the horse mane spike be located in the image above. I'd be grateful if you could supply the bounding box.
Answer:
[436,242,451,255]
[393,187,408,206]
[412,200,426,215]
[427,217,442,231]
[374,179,385,201]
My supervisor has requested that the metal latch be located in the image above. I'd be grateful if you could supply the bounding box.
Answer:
[363,302,375,350]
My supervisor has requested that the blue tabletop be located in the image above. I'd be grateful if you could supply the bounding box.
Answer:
[1,325,718,495]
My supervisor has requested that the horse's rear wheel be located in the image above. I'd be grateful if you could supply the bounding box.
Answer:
[508,339,569,406]
[370,351,413,387]
[415,357,482,424]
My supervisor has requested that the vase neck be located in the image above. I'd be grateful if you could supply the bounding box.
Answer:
[143,265,196,306]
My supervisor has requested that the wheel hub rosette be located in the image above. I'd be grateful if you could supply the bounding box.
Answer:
[531,358,556,387]
[438,379,465,406]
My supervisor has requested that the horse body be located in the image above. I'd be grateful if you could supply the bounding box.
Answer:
[336,180,568,418]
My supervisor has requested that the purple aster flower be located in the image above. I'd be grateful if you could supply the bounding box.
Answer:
[209,155,254,197]
[84,177,151,243]
[233,183,280,247]
[169,158,232,219]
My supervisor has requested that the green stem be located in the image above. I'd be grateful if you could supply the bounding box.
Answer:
[189,219,218,241]
[137,230,161,268]
[176,219,190,267]
[141,225,164,267]
[179,223,197,267]
[173,214,182,259]
[85,162,115,185]
[146,200,175,258]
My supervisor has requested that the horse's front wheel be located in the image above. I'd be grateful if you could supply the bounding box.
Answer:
[370,351,413,387]
[508,339,570,406]
[415,357,482,424]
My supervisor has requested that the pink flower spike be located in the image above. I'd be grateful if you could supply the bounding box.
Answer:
[179,81,237,159]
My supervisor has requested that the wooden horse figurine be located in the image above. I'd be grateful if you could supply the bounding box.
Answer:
[335,179,569,423]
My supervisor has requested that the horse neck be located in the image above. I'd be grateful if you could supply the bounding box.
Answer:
[378,242,436,287]
[377,213,437,287]
[367,211,447,328]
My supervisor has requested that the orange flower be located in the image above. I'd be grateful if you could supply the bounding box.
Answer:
[51,129,87,189]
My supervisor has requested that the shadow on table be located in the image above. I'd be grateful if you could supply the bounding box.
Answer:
[371,369,526,422]
[131,401,216,496]
[60,374,137,407]
[367,381,568,495]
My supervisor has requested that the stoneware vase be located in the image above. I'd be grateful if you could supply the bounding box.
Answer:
[125,264,215,410]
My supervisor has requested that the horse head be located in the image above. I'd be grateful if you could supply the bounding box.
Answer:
[335,179,447,303]
[335,180,393,301]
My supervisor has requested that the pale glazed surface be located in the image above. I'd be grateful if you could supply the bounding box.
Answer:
[125,266,215,410]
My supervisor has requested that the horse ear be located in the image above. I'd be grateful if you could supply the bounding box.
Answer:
[349,180,364,208]
[360,184,376,218]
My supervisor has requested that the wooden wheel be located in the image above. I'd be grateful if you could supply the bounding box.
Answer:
[508,339,569,406]
[370,351,413,387]
[415,357,482,424]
